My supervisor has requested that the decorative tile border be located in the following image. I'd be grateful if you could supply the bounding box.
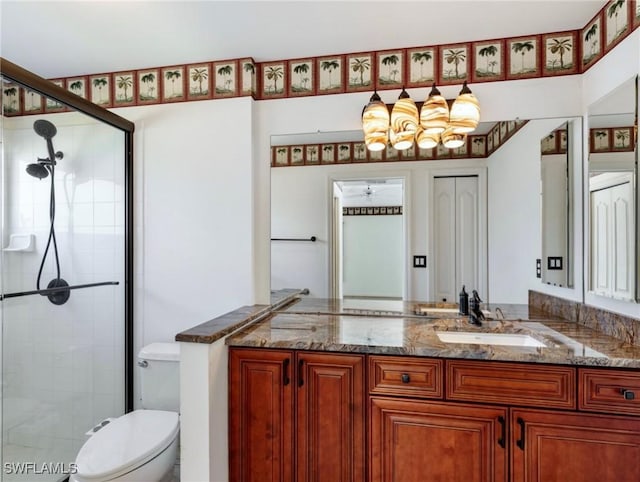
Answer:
[589,126,636,152]
[343,206,403,216]
[3,1,638,117]
[270,120,528,167]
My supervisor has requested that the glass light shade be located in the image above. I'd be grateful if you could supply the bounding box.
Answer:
[449,81,480,134]
[362,92,390,151]
[416,128,439,149]
[420,84,450,134]
[441,127,466,149]
[390,89,419,150]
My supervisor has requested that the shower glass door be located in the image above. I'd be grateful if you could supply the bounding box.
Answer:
[1,76,128,481]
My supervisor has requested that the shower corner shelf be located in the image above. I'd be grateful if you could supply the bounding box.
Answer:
[2,234,35,252]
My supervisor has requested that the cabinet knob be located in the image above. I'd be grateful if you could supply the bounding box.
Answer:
[401,373,410,384]
[621,389,636,400]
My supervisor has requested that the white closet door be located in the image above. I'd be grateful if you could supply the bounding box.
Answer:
[434,177,456,301]
[591,188,611,296]
[433,176,479,302]
[611,181,634,300]
[455,177,479,296]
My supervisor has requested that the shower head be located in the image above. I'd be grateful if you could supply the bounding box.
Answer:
[33,119,57,139]
[26,163,50,179]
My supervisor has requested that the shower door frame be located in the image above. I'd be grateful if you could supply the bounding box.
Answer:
[1,57,136,411]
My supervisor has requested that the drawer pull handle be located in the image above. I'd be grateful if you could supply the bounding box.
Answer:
[621,389,636,400]
[298,359,304,387]
[497,416,506,448]
[283,358,290,386]
[401,373,411,384]
[516,417,525,450]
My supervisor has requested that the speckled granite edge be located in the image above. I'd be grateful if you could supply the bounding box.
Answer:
[175,289,304,344]
[529,290,640,347]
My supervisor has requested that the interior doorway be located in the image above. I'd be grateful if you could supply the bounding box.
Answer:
[331,178,405,301]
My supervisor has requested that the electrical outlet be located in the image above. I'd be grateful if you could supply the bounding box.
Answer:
[413,255,427,268]
[536,258,542,278]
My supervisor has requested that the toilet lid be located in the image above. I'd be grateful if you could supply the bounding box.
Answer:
[75,410,179,480]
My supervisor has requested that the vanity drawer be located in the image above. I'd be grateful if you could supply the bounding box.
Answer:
[446,360,576,409]
[579,368,640,416]
[369,356,443,399]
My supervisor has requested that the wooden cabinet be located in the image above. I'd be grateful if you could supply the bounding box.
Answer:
[370,397,507,482]
[229,348,365,482]
[511,408,640,482]
[229,349,293,482]
[230,349,640,482]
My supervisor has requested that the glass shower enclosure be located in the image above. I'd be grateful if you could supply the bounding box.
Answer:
[0,59,133,481]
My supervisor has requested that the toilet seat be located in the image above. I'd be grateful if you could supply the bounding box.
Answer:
[74,410,179,481]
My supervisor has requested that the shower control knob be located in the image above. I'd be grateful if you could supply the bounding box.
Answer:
[137,360,148,368]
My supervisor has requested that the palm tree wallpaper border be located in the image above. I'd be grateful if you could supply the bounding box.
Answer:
[407,47,437,87]
[604,0,632,51]
[542,31,578,76]
[472,41,505,83]
[376,49,404,90]
[3,0,638,117]
[439,43,470,85]
[261,61,287,98]
[582,12,603,69]
[113,71,136,107]
[161,66,186,102]
[66,76,88,100]
[187,63,212,100]
[89,74,112,107]
[138,69,160,104]
[23,88,44,114]
[589,126,635,152]
[317,56,344,94]
[213,60,238,98]
[289,58,315,97]
[346,52,374,92]
[506,36,541,79]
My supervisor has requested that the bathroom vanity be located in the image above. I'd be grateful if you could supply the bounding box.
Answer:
[226,298,640,482]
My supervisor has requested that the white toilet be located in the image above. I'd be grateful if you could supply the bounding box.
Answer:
[71,343,181,482]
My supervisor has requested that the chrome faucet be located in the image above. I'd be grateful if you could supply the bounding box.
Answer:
[469,290,485,326]
[494,307,505,320]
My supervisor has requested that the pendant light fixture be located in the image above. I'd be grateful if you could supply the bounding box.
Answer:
[389,88,419,150]
[362,91,389,152]
[449,81,480,134]
[420,84,450,134]
[361,81,480,151]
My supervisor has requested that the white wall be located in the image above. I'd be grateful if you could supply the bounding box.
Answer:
[342,214,403,298]
[114,98,257,349]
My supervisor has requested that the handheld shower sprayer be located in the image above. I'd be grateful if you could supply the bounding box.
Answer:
[25,120,63,180]
[25,119,70,305]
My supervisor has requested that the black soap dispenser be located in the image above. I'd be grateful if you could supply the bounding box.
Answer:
[459,285,469,315]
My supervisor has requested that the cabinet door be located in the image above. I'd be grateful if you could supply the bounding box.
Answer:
[370,397,507,482]
[229,348,294,482]
[297,352,365,482]
[511,408,640,482]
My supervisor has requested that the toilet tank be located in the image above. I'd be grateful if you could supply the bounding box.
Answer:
[138,342,180,411]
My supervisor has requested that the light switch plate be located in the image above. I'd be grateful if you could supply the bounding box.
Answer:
[413,255,427,268]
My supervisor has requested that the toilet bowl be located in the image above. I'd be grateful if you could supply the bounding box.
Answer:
[70,410,179,482]
[71,343,181,482]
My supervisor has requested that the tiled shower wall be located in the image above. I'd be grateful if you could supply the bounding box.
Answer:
[1,111,125,460]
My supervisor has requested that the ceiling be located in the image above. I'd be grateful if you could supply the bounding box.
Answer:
[1,0,604,80]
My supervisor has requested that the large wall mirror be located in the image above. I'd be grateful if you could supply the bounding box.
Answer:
[540,119,577,288]
[587,75,639,302]
[270,116,580,303]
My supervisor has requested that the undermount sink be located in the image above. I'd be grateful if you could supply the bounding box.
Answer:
[436,331,546,347]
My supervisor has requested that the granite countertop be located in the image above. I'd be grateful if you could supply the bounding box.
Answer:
[226,303,640,368]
